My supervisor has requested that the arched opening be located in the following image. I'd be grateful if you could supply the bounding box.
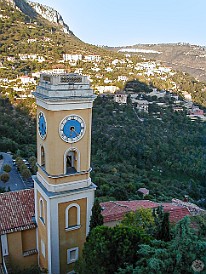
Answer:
[41,146,45,167]
[39,198,45,224]
[65,203,80,230]
[64,148,80,174]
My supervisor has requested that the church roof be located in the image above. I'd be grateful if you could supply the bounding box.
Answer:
[101,200,192,224]
[0,189,35,235]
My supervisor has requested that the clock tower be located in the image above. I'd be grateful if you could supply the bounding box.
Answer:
[33,73,96,274]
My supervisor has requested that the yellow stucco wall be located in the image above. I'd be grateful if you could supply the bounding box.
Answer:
[7,229,37,270]
[37,191,48,271]
[22,229,36,252]
[58,198,87,274]
[37,107,92,177]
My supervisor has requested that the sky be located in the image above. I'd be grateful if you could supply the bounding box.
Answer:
[35,0,206,47]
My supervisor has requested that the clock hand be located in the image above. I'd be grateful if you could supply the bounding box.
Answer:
[74,130,79,136]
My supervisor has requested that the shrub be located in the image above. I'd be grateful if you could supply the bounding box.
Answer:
[1,173,10,183]
[3,164,11,173]
[21,168,31,180]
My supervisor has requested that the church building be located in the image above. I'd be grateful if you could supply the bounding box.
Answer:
[0,73,97,274]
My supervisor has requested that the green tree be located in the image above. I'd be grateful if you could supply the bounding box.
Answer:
[21,168,32,180]
[0,172,10,183]
[76,225,149,274]
[121,208,155,235]
[89,199,104,231]
[118,217,206,274]
[28,156,37,174]
[159,212,171,242]
[153,206,171,241]
[3,164,12,173]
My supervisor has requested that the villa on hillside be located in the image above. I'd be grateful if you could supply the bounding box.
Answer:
[114,92,128,104]
[133,99,149,113]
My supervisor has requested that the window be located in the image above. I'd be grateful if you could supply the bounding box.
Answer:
[41,146,45,167]
[39,198,45,224]
[65,203,80,231]
[41,239,46,258]
[67,247,78,264]
[64,148,80,174]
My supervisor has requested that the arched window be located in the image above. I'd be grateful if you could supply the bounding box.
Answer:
[39,198,45,224]
[65,203,80,231]
[64,148,80,174]
[41,146,45,167]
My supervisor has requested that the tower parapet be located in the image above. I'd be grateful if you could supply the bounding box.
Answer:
[34,73,95,99]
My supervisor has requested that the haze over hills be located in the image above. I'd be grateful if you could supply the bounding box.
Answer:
[110,43,206,82]
[1,0,205,84]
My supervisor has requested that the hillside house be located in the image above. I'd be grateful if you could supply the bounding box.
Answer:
[84,55,101,62]
[63,54,82,62]
[149,89,166,98]
[97,85,118,94]
[114,92,128,104]
[19,76,35,85]
[133,99,149,113]
[7,56,16,62]
[105,67,113,72]
[173,106,184,112]
[117,76,128,82]
[104,78,113,84]
[189,106,204,116]
[182,91,192,101]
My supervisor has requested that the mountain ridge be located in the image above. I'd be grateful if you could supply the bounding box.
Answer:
[4,0,72,35]
[109,43,206,82]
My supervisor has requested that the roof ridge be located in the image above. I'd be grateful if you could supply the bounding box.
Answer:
[0,188,33,196]
[112,201,133,210]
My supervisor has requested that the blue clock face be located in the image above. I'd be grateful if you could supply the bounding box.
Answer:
[59,115,85,143]
[38,112,47,139]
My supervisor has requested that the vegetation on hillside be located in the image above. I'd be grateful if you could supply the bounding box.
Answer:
[0,0,120,79]
[91,96,206,204]
[1,93,206,205]
[76,208,206,274]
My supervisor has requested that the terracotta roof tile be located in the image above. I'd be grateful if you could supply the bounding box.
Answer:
[0,189,35,235]
[101,200,192,224]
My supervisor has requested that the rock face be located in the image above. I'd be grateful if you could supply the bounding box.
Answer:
[27,1,71,34]
[5,0,71,34]
[5,0,37,18]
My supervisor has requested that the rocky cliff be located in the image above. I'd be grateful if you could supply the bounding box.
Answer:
[27,1,71,34]
[5,0,71,34]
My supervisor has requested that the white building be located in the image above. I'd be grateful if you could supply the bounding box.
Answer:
[63,54,82,62]
[117,76,128,82]
[105,67,113,72]
[19,76,35,85]
[134,99,149,113]
[97,86,118,94]
[84,55,101,62]
[114,93,128,104]
[182,91,192,101]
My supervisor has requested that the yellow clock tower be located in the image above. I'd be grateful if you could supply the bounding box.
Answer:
[33,73,96,274]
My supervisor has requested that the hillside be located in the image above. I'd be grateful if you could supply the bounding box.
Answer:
[111,43,206,82]
[1,0,206,207]
[0,0,118,79]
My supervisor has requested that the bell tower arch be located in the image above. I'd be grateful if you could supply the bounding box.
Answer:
[33,73,96,274]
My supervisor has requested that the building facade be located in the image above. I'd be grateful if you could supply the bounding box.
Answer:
[33,73,96,273]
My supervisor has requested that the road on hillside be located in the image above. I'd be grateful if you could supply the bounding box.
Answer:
[0,152,28,191]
